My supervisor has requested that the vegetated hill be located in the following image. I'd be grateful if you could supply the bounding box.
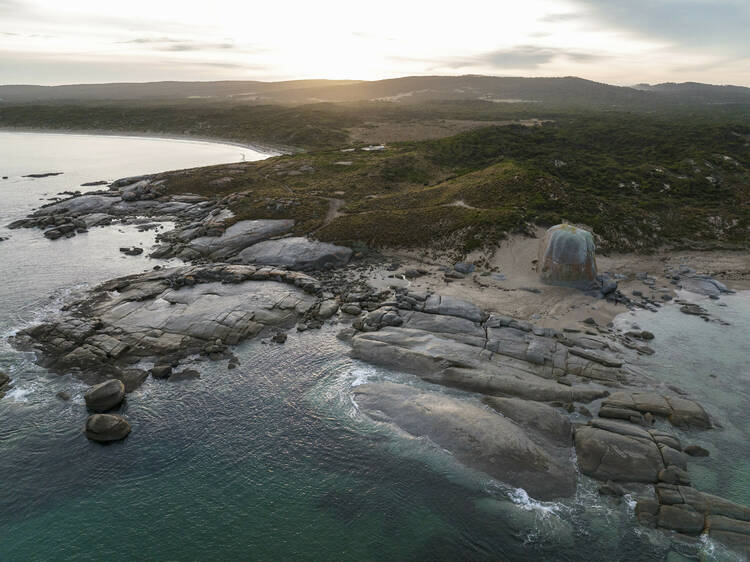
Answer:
[248,76,650,107]
[633,82,750,104]
[3,75,750,108]
[0,79,363,103]
[154,113,750,253]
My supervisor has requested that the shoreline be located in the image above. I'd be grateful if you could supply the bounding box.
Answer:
[0,126,294,157]
[363,234,750,332]
[5,171,750,557]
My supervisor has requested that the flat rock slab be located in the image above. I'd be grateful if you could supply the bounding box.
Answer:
[603,391,711,428]
[353,382,577,501]
[14,264,322,375]
[188,219,295,259]
[238,236,352,270]
[681,277,729,297]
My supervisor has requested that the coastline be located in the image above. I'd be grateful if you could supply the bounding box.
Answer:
[0,126,294,157]
[4,134,750,558]
[363,234,750,332]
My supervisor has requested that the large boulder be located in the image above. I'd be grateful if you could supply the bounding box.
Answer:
[238,237,352,270]
[84,379,125,412]
[188,219,295,259]
[538,224,597,287]
[574,423,664,482]
[84,414,131,442]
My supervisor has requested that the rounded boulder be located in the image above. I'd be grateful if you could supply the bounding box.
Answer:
[538,224,597,287]
[84,379,125,412]
[84,414,131,442]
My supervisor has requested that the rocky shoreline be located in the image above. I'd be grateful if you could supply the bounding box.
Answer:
[5,173,750,556]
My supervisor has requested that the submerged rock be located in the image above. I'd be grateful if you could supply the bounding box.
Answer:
[168,369,200,382]
[353,382,577,500]
[116,369,149,392]
[0,371,11,398]
[119,246,143,256]
[84,414,131,442]
[538,224,597,287]
[150,365,172,379]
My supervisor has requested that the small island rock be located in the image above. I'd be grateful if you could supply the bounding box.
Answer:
[84,414,131,442]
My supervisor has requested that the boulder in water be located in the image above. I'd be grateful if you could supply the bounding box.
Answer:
[84,379,125,412]
[84,414,131,442]
[0,371,11,398]
[538,224,597,287]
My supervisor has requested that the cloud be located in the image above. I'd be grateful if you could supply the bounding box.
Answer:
[163,42,236,52]
[120,37,182,44]
[0,49,269,84]
[539,13,580,23]
[570,0,750,55]
[438,45,606,70]
[119,37,237,51]
[0,0,20,13]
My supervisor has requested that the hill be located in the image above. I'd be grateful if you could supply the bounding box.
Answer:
[3,75,750,107]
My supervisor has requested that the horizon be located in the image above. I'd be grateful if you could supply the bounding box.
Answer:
[2,74,749,89]
[2,0,749,87]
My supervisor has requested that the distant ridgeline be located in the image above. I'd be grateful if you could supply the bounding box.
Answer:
[1,75,749,252]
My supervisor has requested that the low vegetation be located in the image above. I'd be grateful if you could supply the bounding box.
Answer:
[148,109,750,253]
[3,84,750,253]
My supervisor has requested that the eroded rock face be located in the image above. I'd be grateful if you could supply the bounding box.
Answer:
[538,224,597,287]
[84,414,131,442]
[342,285,750,544]
[353,382,577,500]
[637,486,750,556]
[602,391,711,429]
[349,291,630,404]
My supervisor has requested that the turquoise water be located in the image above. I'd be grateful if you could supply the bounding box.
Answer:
[0,132,746,560]
[616,291,750,508]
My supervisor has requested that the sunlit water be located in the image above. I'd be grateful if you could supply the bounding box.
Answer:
[0,132,746,560]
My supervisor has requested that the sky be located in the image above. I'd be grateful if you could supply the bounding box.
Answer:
[1,0,749,86]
